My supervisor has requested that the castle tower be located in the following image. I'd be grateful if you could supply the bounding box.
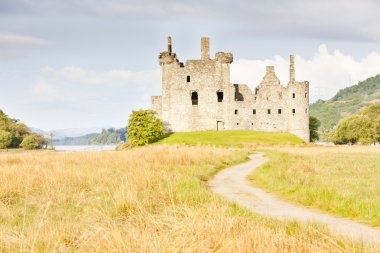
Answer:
[290,55,295,83]
[201,37,210,60]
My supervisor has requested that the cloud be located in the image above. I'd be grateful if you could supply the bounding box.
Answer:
[26,66,161,128]
[2,0,380,41]
[30,80,59,100]
[0,33,51,47]
[231,44,380,102]
[40,66,161,90]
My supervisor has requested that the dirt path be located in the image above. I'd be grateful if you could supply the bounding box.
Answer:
[209,153,380,247]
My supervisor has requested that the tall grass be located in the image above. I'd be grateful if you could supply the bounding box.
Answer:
[157,130,304,146]
[0,145,370,252]
[251,146,380,227]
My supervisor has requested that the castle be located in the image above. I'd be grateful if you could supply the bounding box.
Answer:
[151,37,310,142]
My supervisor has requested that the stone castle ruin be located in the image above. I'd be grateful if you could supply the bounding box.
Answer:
[151,37,310,142]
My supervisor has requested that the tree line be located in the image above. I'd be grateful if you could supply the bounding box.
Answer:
[0,110,47,150]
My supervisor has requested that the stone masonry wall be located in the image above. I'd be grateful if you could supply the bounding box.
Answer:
[152,37,310,142]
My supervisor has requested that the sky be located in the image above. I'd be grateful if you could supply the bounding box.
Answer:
[1,0,380,131]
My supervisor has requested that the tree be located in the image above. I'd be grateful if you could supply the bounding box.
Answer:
[0,130,13,150]
[309,116,321,142]
[127,110,164,146]
[331,103,380,145]
[20,134,48,150]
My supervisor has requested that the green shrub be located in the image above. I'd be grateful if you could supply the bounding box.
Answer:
[332,103,380,145]
[20,134,48,150]
[127,110,164,146]
[0,130,13,149]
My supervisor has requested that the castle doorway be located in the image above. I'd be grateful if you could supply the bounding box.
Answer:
[217,121,224,131]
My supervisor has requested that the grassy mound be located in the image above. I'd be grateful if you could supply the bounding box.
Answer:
[250,146,380,227]
[157,130,304,146]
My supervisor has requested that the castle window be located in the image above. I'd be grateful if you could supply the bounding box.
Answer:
[251,123,253,125]
[191,91,198,105]
[305,92,307,98]
[187,76,190,83]
[278,109,282,114]
[305,108,308,113]
[217,91,223,102]
[267,109,271,114]
[292,109,296,114]
[237,123,239,125]
[234,109,238,115]
[292,93,296,98]
[255,88,259,95]
[253,109,256,115]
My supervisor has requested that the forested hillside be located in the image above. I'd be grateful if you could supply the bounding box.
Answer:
[88,127,127,144]
[0,109,47,149]
[310,75,380,130]
[54,127,127,145]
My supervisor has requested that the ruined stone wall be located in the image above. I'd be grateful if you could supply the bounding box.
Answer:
[152,37,310,142]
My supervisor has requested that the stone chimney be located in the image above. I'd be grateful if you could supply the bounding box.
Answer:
[201,37,210,60]
[290,55,295,82]
[168,36,172,53]
[266,66,275,74]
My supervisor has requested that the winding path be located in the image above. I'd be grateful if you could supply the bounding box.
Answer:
[209,153,380,247]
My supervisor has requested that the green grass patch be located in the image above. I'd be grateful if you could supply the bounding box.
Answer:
[250,149,380,227]
[157,130,304,146]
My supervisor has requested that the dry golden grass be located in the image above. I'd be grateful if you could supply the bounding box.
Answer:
[0,145,373,252]
[252,145,380,227]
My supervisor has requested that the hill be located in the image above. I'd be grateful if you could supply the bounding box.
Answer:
[54,127,127,145]
[310,75,380,130]
[157,130,304,146]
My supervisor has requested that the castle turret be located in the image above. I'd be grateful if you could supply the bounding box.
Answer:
[290,55,295,83]
[168,36,172,54]
[159,35,177,65]
[201,37,210,60]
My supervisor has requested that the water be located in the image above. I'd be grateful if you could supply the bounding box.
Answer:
[54,145,116,152]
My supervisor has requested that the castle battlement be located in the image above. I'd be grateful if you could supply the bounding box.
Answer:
[152,36,310,142]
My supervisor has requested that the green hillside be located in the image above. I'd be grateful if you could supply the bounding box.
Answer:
[310,75,380,130]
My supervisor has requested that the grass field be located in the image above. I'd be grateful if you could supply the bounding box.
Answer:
[157,130,304,146]
[0,145,366,252]
[250,146,380,227]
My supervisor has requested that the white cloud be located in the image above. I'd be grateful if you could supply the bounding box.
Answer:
[231,44,380,102]
[30,80,59,100]
[41,66,161,90]
[0,33,51,47]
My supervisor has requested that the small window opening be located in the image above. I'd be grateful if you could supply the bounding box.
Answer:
[278,109,282,114]
[236,123,239,125]
[217,91,223,102]
[305,92,307,98]
[267,109,271,114]
[305,108,308,113]
[292,93,295,98]
[187,76,190,83]
[191,91,198,105]
[251,123,253,125]
[253,109,256,115]
[292,109,296,114]
[255,88,259,95]
[234,109,238,115]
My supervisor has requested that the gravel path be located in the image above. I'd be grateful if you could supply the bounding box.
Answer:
[209,153,380,247]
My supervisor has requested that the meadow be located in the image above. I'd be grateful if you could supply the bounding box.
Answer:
[0,144,366,252]
[157,130,304,146]
[251,146,380,227]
